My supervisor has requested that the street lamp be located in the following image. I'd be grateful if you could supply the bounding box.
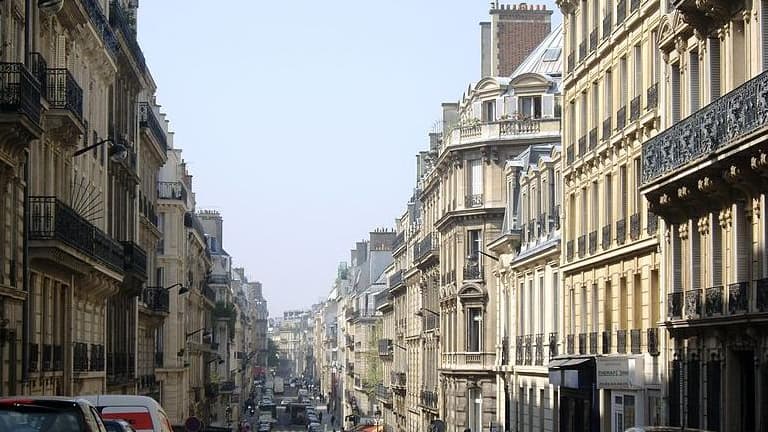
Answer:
[414,308,439,317]
[72,138,128,163]
[147,283,189,295]
[186,328,211,339]
[207,356,225,365]
[374,408,382,432]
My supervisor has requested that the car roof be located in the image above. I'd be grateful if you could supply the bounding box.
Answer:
[78,395,163,410]
[0,396,94,407]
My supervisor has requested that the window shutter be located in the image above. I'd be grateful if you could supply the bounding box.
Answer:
[671,64,681,123]
[542,94,555,118]
[709,38,721,100]
[471,160,483,195]
[472,101,482,120]
[711,215,722,286]
[673,227,682,293]
[691,224,701,290]
[735,203,751,282]
[689,51,700,112]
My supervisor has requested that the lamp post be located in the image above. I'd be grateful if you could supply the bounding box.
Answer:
[161,282,189,294]
[186,328,211,339]
[374,407,382,432]
[72,138,128,162]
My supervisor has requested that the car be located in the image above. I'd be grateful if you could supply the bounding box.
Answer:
[0,396,108,432]
[257,424,271,432]
[625,428,714,432]
[104,419,138,432]
[307,423,322,432]
[78,395,173,432]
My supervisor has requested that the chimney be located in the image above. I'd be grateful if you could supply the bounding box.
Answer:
[480,21,492,77]
[489,3,553,76]
[442,102,458,131]
[355,241,368,265]
[429,132,441,153]
[369,229,395,251]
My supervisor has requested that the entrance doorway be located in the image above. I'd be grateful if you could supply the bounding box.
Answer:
[736,350,755,432]
[611,394,636,432]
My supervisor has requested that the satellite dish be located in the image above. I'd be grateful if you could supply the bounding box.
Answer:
[38,0,64,15]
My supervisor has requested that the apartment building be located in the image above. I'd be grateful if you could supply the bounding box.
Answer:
[375,278,395,432]
[556,0,664,430]
[640,1,768,430]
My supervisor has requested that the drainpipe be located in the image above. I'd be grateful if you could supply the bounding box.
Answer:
[20,0,32,384]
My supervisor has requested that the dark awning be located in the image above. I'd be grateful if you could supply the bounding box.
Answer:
[547,359,569,369]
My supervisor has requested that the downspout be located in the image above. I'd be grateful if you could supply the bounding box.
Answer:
[21,0,32,384]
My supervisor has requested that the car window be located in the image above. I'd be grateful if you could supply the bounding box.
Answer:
[0,405,85,432]
[87,406,108,432]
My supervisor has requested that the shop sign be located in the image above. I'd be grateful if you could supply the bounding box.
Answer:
[597,356,644,389]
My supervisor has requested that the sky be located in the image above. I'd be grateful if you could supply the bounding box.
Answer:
[138,1,562,317]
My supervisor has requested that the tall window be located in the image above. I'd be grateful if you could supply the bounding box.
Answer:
[519,281,526,336]
[689,50,700,112]
[553,271,560,334]
[620,165,628,219]
[467,307,482,352]
[620,57,628,107]
[569,288,576,334]
[634,158,642,215]
[592,283,599,332]
[605,174,613,226]
[468,388,482,432]
[467,229,481,260]
[671,63,681,122]
[592,181,599,231]
[519,96,542,119]
[467,160,483,205]
[580,285,587,332]
[581,188,588,236]
[538,275,544,334]
[482,100,496,122]
[604,71,613,132]
[633,44,643,99]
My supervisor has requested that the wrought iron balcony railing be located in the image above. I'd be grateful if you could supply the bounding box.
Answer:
[589,29,598,51]
[578,135,586,156]
[122,241,147,278]
[668,291,683,318]
[602,330,612,354]
[42,344,52,371]
[534,334,543,365]
[142,287,170,313]
[567,52,574,73]
[389,269,403,288]
[647,210,658,235]
[588,230,597,254]
[603,117,612,141]
[757,278,768,312]
[705,285,723,316]
[29,53,47,100]
[548,332,558,358]
[577,235,586,258]
[566,334,574,355]
[416,233,438,261]
[501,336,509,365]
[630,212,641,240]
[28,343,39,372]
[378,339,393,357]
[154,351,164,368]
[685,289,702,318]
[616,105,627,130]
[616,218,627,245]
[602,224,612,249]
[566,145,574,164]
[45,68,83,121]
[90,344,105,371]
[630,95,641,121]
[589,332,598,355]
[647,328,660,356]
[157,181,187,201]
[642,68,768,184]
[630,329,641,354]
[602,13,612,39]
[465,194,483,208]
[579,41,586,61]
[74,342,89,372]
[376,384,393,404]
[203,285,216,303]
[616,330,627,354]
[390,371,407,387]
[566,240,574,261]
[392,231,405,250]
[139,102,168,153]
[29,197,124,273]
[463,261,482,281]
[646,82,658,109]
[578,333,587,355]
[81,0,118,58]
[728,282,748,314]
[515,336,524,364]
[0,62,42,124]
[524,335,532,365]
[109,0,146,71]
[420,389,438,409]
[588,127,598,151]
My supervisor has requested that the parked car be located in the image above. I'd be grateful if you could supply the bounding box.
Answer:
[79,395,173,432]
[104,419,137,432]
[0,396,108,432]
[625,429,714,432]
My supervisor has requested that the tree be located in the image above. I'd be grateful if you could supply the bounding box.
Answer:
[267,339,280,367]
[362,321,384,402]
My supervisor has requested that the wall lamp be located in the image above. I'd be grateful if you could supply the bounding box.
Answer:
[72,138,128,163]
[415,308,439,317]
[162,283,189,294]
[186,328,211,339]
[207,357,225,365]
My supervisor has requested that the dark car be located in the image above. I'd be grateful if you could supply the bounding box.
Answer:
[0,397,107,432]
[103,419,136,432]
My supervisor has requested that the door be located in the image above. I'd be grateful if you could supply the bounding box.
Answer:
[612,394,636,432]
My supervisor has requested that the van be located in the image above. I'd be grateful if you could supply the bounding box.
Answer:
[80,395,174,432]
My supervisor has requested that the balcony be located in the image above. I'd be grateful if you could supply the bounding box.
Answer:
[630,329,642,354]
[376,384,393,405]
[589,29,598,51]
[566,334,574,355]
[548,332,558,358]
[122,241,147,279]
[589,332,598,355]
[566,145,574,164]
[108,0,146,72]
[578,41,586,61]
[378,339,393,357]
[389,269,404,288]
[646,83,658,109]
[515,336,523,364]
[630,95,641,121]
[90,344,105,371]
[534,334,543,365]
[0,62,42,133]
[630,213,641,240]
[392,231,405,251]
[602,117,612,141]
[578,333,586,355]
[616,105,627,130]
[415,232,439,262]
[757,278,768,312]
[441,352,496,369]
[390,371,407,389]
[81,0,118,58]
[602,330,612,354]
[602,224,612,250]
[157,181,187,201]
[685,289,702,318]
[577,235,586,258]
[139,102,167,154]
[74,342,89,372]
[463,260,482,281]
[616,218,626,245]
[141,288,169,314]
[588,127,598,151]
[616,330,627,354]
[578,135,586,156]
[444,118,560,148]
[668,292,683,318]
[728,282,748,314]
[705,285,723,316]
[107,351,135,384]
[602,13,612,39]
[647,210,658,235]
[647,328,660,356]
[44,68,84,128]
[642,68,768,186]
[501,336,509,365]
[566,240,574,261]
[465,194,483,208]
[524,335,532,365]
[29,197,124,273]
[588,231,597,254]
[420,389,438,410]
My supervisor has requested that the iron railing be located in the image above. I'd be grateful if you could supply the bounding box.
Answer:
[602,13,612,39]
[46,68,83,120]
[630,95,641,121]
[42,344,52,371]
[630,212,641,240]
[685,289,702,318]
[567,53,574,72]
[154,351,164,368]
[566,334,574,355]
[579,41,586,61]
[647,82,658,109]
[589,332,598,354]
[203,285,216,303]
[642,68,768,184]
[534,334,543,365]
[74,342,89,372]
[420,389,438,410]
[109,0,146,70]
[376,384,393,404]
[617,105,627,130]
[28,343,39,372]
[389,269,403,287]
[728,282,748,314]
[501,336,509,365]
[90,344,104,371]
[524,335,532,365]
[588,231,597,254]
[465,194,483,208]
[142,287,170,313]
[392,231,405,250]
[578,135,586,156]
[616,330,627,354]
[566,240,574,261]
[602,330,612,354]
[29,197,124,273]
[602,224,612,249]
[589,29,598,51]
[588,127,598,150]
[0,63,41,124]
[122,241,147,278]
[29,52,47,98]
[617,0,627,24]
[630,329,641,354]
[548,332,558,358]
[705,285,723,316]
[416,233,438,261]
[566,145,574,164]
[81,0,118,58]
[390,371,407,387]
[603,117,612,141]
[463,260,482,280]
[616,218,626,245]
[515,336,524,364]
[139,102,168,153]
[668,291,683,318]
[647,210,658,234]
[647,328,660,356]
[757,278,768,312]
[378,339,393,357]
[577,235,586,258]
[578,333,587,355]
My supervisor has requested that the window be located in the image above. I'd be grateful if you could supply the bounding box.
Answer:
[709,38,721,101]
[671,63,681,123]
[604,70,613,120]
[467,159,483,205]
[580,285,587,332]
[553,271,559,333]
[633,44,642,98]
[467,307,482,352]
[620,57,628,107]
[634,158,642,214]
[468,388,482,432]
[519,96,542,119]
[689,50,700,112]
[605,174,613,225]
[538,275,544,333]
[620,165,627,219]
[482,100,496,122]
[581,187,588,236]
[156,267,164,287]
[569,288,576,334]
[592,181,599,231]
[467,229,481,261]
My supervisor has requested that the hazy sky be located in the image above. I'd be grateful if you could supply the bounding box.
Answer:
[138,1,561,317]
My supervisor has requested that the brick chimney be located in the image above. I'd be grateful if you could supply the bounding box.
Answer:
[483,3,553,77]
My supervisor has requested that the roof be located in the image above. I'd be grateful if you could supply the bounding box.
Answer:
[509,23,563,79]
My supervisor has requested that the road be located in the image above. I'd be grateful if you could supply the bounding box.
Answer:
[246,382,334,432]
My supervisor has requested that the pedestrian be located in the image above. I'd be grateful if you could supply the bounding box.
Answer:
[319,412,323,422]
[331,415,335,426]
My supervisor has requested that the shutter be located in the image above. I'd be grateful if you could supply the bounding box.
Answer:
[472,160,483,195]
[711,214,722,286]
[709,38,721,100]
[689,51,700,111]
[496,97,504,121]
[736,203,750,282]
[671,64,681,122]
[542,94,555,118]
[472,101,482,120]
[691,223,701,290]
[672,227,682,292]
[510,96,519,117]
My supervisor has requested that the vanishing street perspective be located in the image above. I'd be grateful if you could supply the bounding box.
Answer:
[0,0,765,432]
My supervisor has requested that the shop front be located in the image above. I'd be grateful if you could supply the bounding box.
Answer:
[549,357,598,432]
[596,356,647,432]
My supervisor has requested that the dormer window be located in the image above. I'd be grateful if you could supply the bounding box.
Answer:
[519,96,542,119]
[482,100,496,122]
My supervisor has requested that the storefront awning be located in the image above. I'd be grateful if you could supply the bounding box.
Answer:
[547,359,569,369]
[561,358,591,368]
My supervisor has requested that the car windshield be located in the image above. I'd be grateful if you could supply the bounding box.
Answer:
[0,403,84,432]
